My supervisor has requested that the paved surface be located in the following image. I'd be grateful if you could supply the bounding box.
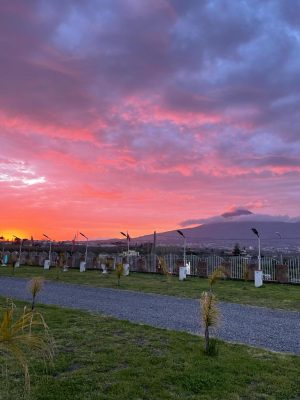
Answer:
[0,276,299,354]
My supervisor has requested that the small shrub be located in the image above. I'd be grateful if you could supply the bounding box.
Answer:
[0,299,53,392]
[157,256,171,281]
[28,277,44,310]
[200,291,219,355]
[208,267,227,292]
[116,263,124,286]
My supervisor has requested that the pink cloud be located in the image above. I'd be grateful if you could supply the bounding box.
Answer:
[1,1,300,239]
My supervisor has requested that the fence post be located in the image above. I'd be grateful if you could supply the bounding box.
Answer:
[196,260,208,278]
[276,264,289,283]
[248,264,256,281]
[222,261,231,279]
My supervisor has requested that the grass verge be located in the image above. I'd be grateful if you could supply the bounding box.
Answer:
[0,297,299,400]
[0,265,299,311]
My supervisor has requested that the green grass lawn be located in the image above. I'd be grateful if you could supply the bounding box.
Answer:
[0,297,299,400]
[1,265,300,311]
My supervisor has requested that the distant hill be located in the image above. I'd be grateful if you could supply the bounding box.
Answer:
[130,221,300,248]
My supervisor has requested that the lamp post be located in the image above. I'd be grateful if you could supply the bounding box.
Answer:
[120,231,130,275]
[177,230,187,280]
[251,228,263,287]
[79,232,88,265]
[12,235,23,267]
[43,234,52,266]
[177,230,186,266]
[120,231,130,262]
[275,232,283,264]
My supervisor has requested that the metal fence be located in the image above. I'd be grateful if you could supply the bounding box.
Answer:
[287,258,300,283]
[1,250,300,284]
[261,258,278,281]
[230,256,248,279]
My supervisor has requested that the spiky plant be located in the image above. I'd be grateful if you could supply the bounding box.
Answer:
[28,277,44,310]
[0,299,53,391]
[208,267,227,292]
[56,253,65,280]
[116,263,124,286]
[157,256,171,281]
[200,291,219,355]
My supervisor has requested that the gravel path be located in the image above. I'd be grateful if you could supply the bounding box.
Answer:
[0,276,299,355]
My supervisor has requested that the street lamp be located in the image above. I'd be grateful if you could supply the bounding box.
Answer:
[177,230,186,267]
[177,230,187,280]
[251,228,263,287]
[120,232,131,275]
[275,232,283,264]
[120,231,130,262]
[12,235,23,267]
[79,232,88,265]
[43,233,52,266]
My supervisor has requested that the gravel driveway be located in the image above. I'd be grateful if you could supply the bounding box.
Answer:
[0,276,299,355]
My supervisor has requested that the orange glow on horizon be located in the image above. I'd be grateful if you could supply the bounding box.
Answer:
[0,223,181,241]
[1,230,30,241]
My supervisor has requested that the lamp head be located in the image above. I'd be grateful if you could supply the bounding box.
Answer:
[177,230,185,238]
[251,228,259,238]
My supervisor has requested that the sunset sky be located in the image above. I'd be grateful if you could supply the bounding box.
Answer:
[1,1,300,240]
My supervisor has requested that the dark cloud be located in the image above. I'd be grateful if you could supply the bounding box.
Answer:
[221,209,253,218]
[180,212,300,227]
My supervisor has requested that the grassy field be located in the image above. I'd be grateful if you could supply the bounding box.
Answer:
[0,297,299,400]
[0,265,299,311]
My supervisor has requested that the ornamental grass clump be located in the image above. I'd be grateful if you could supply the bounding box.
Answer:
[116,263,124,286]
[157,256,171,281]
[0,299,54,392]
[208,267,227,293]
[200,291,219,355]
[28,277,44,310]
[56,253,66,280]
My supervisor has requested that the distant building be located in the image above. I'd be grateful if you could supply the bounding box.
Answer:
[122,250,139,257]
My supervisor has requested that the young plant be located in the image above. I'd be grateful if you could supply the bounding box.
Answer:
[200,291,219,355]
[208,266,227,292]
[116,263,124,286]
[56,253,65,280]
[0,299,53,392]
[28,277,44,310]
[157,256,171,282]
